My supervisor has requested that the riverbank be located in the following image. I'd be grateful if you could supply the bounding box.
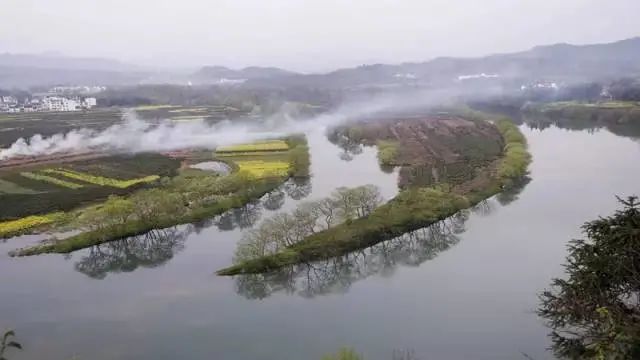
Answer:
[9,136,310,256]
[217,118,531,275]
[10,180,281,256]
[522,100,640,124]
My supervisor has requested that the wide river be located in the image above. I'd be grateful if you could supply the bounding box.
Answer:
[1,117,639,360]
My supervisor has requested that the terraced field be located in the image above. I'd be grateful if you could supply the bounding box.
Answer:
[0,153,181,223]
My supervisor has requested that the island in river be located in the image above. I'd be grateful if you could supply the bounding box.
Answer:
[218,111,531,275]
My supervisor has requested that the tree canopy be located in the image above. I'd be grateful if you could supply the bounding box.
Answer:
[539,196,640,359]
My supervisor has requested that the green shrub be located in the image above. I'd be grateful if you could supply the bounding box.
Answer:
[495,119,531,183]
[376,140,399,165]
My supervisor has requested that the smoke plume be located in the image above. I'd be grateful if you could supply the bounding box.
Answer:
[0,88,472,161]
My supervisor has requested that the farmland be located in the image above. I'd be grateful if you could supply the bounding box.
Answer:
[0,153,181,223]
[135,105,253,123]
[0,109,124,147]
[213,140,296,178]
[9,135,310,254]
[216,140,290,153]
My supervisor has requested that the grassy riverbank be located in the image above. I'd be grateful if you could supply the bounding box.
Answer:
[11,180,281,256]
[10,136,310,256]
[217,118,530,275]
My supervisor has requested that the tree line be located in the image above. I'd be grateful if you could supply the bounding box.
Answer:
[234,185,383,262]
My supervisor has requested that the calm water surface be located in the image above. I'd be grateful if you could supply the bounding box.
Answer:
[1,123,639,360]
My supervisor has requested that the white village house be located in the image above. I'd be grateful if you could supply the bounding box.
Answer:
[24,96,97,111]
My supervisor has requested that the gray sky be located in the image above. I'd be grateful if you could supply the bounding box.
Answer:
[1,0,639,72]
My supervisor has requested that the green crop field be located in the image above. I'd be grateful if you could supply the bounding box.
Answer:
[0,153,181,221]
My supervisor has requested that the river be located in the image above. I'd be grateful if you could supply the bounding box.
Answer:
[1,118,639,360]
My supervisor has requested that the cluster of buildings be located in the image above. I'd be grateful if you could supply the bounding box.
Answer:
[0,95,97,113]
[50,85,106,95]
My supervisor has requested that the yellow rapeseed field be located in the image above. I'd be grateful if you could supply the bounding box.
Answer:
[43,169,160,189]
[21,171,85,189]
[236,160,290,178]
[0,213,62,238]
[216,140,289,153]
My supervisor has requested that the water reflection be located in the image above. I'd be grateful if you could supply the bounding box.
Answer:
[523,112,640,140]
[262,189,286,211]
[283,177,312,200]
[201,178,312,232]
[327,129,364,162]
[234,211,472,300]
[74,227,192,279]
[496,175,532,206]
[233,173,534,300]
[73,178,313,279]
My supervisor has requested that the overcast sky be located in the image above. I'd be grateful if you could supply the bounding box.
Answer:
[1,0,639,72]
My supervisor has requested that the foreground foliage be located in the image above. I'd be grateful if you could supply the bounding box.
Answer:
[539,196,640,359]
[0,330,22,360]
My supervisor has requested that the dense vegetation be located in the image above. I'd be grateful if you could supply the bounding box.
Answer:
[539,196,640,359]
[218,117,531,275]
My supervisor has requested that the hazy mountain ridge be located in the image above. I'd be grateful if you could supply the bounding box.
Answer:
[192,65,298,82]
[0,53,140,72]
[247,37,640,88]
[2,37,640,89]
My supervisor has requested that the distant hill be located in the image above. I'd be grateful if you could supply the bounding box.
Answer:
[3,37,640,89]
[0,53,149,88]
[192,65,297,83]
[0,53,140,72]
[247,37,640,89]
[0,66,150,88]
